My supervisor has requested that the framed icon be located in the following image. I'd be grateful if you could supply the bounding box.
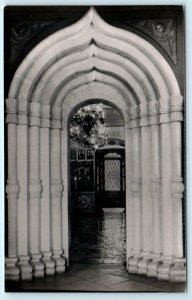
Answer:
[78,149,85,160]
[87,149,94,160]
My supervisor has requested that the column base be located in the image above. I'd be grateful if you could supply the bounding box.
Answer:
[158,255,174,281]
[138,251,152,275]
[30,253,44,278]
[18,255,33,280]
[170,257,186,282]
[52,250,66,274]
[127,251,143,274]
[5,257,20,281]
[147,253,162,278]
[42,252,55,276]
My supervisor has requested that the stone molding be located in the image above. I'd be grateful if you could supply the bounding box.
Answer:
[149,101,159,125]
[140,103,149,127]
[51,106,62,129]
[52,250,66,273]
[131,178,142,197]
[5,257,20,280]
[171,178,184,198]
[29,179,43,198]
[170,95,183,122]
[6,179,20,199]
[6,98,17,124]
[41,104,51,128]
[18,101,29,125]
[159,98,170,124]
[30,102,41,127]
[51,179,64,197]
[151,179,161,198]
[130,106,140,129]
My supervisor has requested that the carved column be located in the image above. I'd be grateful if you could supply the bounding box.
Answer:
[5,98,20,281]
[138,103,153,275]
[147,102,162,277]
[169,95,186,282]
[51,106,65,273]
[40,104,55,275]
[158,98,174,280]
[17,101,32,280]
[128,106,143,274]
[61,116,70,265]
[29,102,44,278]
[125,120,133,261]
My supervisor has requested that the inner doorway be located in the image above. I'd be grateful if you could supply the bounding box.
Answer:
[95,147,125,209]
[69,102,126,265]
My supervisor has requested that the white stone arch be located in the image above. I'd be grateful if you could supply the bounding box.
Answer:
[60,83,130,262]
[55,71,136,107]
[5,7,185,282]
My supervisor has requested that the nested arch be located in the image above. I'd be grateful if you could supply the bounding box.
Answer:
[5,7,185,282]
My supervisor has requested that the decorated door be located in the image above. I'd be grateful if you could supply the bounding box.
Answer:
[95,148,125,208]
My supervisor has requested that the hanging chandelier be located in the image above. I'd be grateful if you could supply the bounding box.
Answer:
[70,103,109,148]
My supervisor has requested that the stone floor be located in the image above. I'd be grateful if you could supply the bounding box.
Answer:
[5,263,186,292]
[71,208,126,264]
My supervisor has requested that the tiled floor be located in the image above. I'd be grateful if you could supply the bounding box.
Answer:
[5,263,186,292]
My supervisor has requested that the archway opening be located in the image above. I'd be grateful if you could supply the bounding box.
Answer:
[68,101,126,265]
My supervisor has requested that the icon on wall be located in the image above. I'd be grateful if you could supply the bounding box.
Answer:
[78,149,85,160]
[87,149,94,160]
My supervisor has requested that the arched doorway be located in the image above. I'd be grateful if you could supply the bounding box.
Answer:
[69,103,126,265]
[5,7,185,282]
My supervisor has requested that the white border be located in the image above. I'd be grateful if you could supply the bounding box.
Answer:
[0,1,191,299]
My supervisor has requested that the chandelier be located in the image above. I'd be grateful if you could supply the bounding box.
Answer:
[70,103,109,148]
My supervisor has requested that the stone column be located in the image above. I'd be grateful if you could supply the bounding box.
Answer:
[51,106,65,273]
[125,120,133,262]
[169,95,186,282]
[29,102,44,278]
[147,102,162,278]
[158,98,174,280]
[40,104,55,275]
[5,98,20,281]
[61,117,70,266]
[138,103,153,275]
[128,106,143,274]
[17,101,32,280]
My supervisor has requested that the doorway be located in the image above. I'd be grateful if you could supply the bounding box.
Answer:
[69,104,126,265]
[95,147,125,209]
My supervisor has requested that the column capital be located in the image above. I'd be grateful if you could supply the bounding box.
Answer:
[170,95,183,122]
[159,98,170,124]
[51,106,62,129]
[41,104,51,128]
[149,102,159,125]
[140,103,149,127]
[30,102,41,127]
[130,106,140,129]
[6,98,18,124]
[18,101,29,125]
[171,178,184,198]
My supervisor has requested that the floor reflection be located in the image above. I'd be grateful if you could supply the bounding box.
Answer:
[70,208,126,264]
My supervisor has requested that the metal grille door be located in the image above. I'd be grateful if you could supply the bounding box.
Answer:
[95,149,125,208]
